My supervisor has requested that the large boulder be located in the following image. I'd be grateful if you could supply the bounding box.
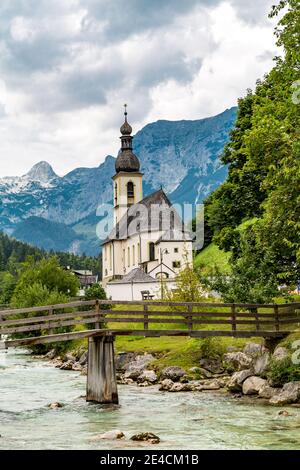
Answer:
[159,379,174,391]
[137,370,158,384]
[242,376,267,395]
[227,370,253,392]
[199,358,224,374]
[273,347,289,362]
[123,354,154,380]
[160,366,186,382]
[115,352,137,371]
[269,382,300,406]
[223,352,253,371]
[258,384,279,399]
[253,352,270,377]
[243,343,263,357]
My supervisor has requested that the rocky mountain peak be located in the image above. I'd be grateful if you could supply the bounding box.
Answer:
[25,161,58,183]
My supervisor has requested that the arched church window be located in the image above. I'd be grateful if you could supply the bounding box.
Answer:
[114,183,118,205]
[127,181,134,199]
[149,242,155,261]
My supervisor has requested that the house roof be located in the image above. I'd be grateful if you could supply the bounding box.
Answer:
[102,189,192,244]
[108,268,155,284]
[155,229,194,244]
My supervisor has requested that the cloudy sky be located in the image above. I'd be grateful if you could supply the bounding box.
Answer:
[0,0,280,177]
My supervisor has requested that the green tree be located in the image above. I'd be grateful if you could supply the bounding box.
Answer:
[204,0,300,299]
[12,257,79,303]
[84,283,107,301]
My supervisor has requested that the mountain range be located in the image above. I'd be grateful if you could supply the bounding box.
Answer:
[0,107,237,256]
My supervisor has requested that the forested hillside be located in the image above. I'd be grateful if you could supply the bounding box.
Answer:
[203,0,300,302]
[0,231,101,274]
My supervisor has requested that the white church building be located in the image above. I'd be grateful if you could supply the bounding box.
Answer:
[102,108,193,300]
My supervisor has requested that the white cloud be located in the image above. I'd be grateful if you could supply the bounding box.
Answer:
[0,0,278,177]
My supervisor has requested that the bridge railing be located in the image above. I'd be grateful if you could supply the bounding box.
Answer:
[1,300,300,346]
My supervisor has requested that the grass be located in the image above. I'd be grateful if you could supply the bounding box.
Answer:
[194,243,230,273]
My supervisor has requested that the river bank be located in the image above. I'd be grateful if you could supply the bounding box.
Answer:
[1,348,300,450]
[42,338,300,407]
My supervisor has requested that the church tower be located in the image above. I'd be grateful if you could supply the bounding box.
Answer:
[113,105,143,224]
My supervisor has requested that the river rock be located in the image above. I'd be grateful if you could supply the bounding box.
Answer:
[137,370,158,384]
[48,402,63,409]
[195,379,221,391]
[64,353,76,363]
[45,349,56,360]
[159,379,174,391]
[130,432,160,444]
[115,352,137,371]
[273,347,289,362]
[60,360,74,371]
[79,352,88,366]
[242,376,267,395]
[160,366,186,382]
[199,358,224,374]
[91,430,125,441]
[227,370,253,392]
[258,384,279,399]
[224,352,253,371]
[278,410,293,417]
[123,354,154,379]
[243,343,263,357]
[120,377,135,385]
[80,365,87,376]
[169,382,193,392]
[269,382,300,406]
[72,362,83,371]
[253,352,270,377]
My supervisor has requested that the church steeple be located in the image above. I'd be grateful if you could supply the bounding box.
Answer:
[115,105,140,173]
[113,105,143,224]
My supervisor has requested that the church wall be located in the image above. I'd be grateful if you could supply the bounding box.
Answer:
[113,172,143,223]
[106,279,177,301]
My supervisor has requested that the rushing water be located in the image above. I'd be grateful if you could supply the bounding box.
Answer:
[0,348,300,450]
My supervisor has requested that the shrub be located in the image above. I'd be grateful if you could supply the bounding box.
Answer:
[267,357,300,387]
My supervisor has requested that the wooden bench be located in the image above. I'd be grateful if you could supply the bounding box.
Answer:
[141,290,155,300]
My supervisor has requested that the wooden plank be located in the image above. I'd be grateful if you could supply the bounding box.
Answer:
[188,304,193,330]
[1,300,299,318]
[0,300,96,317]
[278,318,300,325]
[231,305,236,333]
[4,328,290,348]
[95,300,101,330]
[0,316,103,335]
[143,304,149,331]
[95,300,281,308]
[274,305,280,332]
[0,310,98,327]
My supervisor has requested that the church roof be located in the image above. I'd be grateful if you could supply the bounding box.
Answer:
[108,268,155,284]
[102,189,193,244]
[155,229,194,243]
[115,149,140,173]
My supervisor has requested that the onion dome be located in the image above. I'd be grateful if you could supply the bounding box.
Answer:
[115,104,140,173]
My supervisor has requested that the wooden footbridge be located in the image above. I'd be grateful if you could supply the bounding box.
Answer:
[1,299,299,404]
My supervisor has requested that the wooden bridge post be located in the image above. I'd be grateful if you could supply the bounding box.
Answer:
[86,334,118,404]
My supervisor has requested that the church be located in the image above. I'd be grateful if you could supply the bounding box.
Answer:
[102,107,193,300]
